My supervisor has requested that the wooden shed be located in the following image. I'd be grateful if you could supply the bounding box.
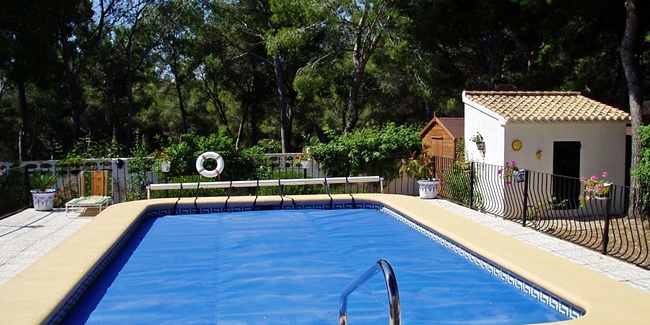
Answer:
[419,116,464,159]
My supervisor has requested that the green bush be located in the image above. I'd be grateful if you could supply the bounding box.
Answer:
[150,174,227,199]
[258,171,324,196]
[632,125,650,209]
[441,164,480,206]
[310,122,421,182]
[125,135,153,201]
[153,132,259,181]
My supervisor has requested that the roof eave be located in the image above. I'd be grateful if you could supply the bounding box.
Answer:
[462,91,508,124]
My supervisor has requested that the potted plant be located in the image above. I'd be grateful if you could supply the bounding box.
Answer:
[497,161,521,184]
[455,158,472,173]
[470,132,485,151]
[579,172,611,206]
[295,150,311,168]
[400,151,440,199]
[29,172,58,211]
[154,149,172,173]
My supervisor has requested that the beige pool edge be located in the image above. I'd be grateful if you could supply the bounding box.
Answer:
[1,194,649,324]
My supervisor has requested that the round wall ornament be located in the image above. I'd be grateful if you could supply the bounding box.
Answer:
[512,140,522,151]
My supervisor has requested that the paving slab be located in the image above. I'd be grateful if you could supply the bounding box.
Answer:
[0,208,91,286]
[425,198,650,294]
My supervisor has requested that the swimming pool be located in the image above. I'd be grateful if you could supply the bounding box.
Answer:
[61,209,571,324]
[2,195,650,324]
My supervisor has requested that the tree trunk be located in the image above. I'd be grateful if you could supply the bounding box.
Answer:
[235,105,248,150]
[344,68,364,134]
[171,48,188,134]
[174,78,188,134]
[274,54,291,153]
[61,43,81,141]
[126,70,135,154]
[17,79,28,162]
[621,0,642,217]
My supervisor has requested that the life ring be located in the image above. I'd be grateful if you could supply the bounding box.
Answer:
[196,152,225,178]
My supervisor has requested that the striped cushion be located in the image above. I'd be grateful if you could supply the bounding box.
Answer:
[79,170,112,197]
[66,196,111,206]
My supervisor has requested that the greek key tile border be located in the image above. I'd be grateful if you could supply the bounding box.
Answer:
[381,207,585,319]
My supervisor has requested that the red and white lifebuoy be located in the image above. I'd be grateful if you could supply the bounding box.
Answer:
[195,152,225,178]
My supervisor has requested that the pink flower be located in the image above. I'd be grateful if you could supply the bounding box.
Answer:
[497,169,503,175]
[602,172,608,178]
[511,161,517,167]
[580,177,586,182]
[590,175,598,182]
[595,184,603,191]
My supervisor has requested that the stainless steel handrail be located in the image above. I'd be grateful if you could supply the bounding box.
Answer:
[146,176,384,199]
[339,259,400,325]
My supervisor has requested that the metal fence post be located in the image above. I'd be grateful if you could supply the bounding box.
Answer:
[522,169,529,228]
[602,193,612,255]
[469,161,474,210]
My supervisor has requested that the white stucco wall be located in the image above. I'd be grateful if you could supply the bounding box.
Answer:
[504,122,627,187]
[463,102,506,164]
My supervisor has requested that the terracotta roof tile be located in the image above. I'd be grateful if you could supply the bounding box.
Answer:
[463,91,631,122]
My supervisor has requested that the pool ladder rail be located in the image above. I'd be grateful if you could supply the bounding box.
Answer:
[339,259,401,325]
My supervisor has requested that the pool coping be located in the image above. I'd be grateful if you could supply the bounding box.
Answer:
[1,194,650,324]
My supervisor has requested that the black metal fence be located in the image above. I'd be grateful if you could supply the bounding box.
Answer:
[429,156,650,270]
[0,166,30,218]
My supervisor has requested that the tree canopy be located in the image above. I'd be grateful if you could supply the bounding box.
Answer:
[0,0,648,161]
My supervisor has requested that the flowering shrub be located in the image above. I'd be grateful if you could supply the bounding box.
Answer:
[579,172,611,206]
[581,172,609,195]
[153,149,172,173]
[497,161,519,184]
[54,177,79,207]
[295,148,313,166]
[296,152,310,161]
[154,149,171,162]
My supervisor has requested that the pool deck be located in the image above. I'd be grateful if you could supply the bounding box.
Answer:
[3,200,649,293]
[2,196,650,324]
[0,209,93,287]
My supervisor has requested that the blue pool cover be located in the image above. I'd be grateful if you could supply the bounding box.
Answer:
[62,209,570,324]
